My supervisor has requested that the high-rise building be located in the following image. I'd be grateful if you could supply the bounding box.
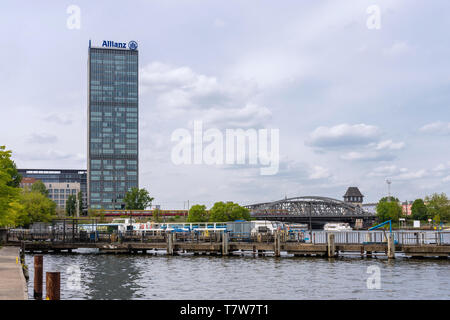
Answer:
[87,40,139,210]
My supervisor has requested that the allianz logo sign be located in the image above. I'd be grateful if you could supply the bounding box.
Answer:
[102,40,138,50]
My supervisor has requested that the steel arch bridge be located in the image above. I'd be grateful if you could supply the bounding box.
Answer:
[245,196,376,227]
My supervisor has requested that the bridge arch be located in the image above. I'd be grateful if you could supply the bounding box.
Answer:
[245,196,375,219]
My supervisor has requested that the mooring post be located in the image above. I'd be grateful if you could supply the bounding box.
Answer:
[167,232,174,255]
[172,233,177,255]
[34,255,43,300]
[365,232,372,257]
[222,232,229,256]
[20,241,25,264]
[387,234,395,259]
[327,233,336,258]
[274,231,281,257]
[46,272,60,300]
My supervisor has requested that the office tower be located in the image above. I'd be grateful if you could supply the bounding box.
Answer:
[87,40,139,210]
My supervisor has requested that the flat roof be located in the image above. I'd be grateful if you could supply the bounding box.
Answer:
[18,169,87,174]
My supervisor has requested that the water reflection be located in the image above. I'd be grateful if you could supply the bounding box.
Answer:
[25,251,450,300]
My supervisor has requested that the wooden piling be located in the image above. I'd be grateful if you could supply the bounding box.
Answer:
[387,234,395,259]
[20,242,25,264]
[167,232,174,255]
[222,232,229,256]
[327,233,336,258]
[274,231,281,257]
[46,272,60,300]
[33,255,43,300]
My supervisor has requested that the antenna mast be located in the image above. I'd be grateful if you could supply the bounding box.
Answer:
[386,179,392,202]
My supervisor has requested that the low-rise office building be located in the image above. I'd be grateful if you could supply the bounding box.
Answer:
[18,169,87,214]
[46,182,81,211]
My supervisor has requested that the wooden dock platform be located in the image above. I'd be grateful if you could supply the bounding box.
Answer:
[7,229,450,259]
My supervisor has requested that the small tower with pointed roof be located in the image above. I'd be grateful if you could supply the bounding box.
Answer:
[343,187,364,207]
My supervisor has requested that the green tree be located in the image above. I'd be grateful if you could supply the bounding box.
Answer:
[152,208,161,222]
[124,187,154,210]
[376,198,402,222]
[16,190,56,227]
[378,196,400,203]
[31,180,48,196]
[0,146,21,188]
[209,201,251,222]
[425,193,450,222]
[411,199,428,221]
[66,195,77,216]
[88,209,106,223]
[187,204,209,222]
[77,191,83,216]
[0,146,23,227]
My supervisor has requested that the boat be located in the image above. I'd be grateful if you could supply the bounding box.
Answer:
[323,222,352,231]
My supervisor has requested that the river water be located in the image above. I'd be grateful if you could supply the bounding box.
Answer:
[25,250,450,300]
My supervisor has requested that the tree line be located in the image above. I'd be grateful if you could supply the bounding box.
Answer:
[187,202,250,222]
[0,146,57,227]
[376,193,450,224]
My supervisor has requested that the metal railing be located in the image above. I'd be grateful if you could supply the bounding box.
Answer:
[6,229,450,246]
[308,231,450,245]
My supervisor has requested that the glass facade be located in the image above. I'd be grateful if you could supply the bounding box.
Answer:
[87,45,139,210]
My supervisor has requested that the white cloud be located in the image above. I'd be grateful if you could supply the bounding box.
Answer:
[434,163,447,172]
[368,165,428,181]
[373,140,405,150]
[15,149,85,162]
[396,169,427,180]
[432,162,450,178]
[43,113,73,125]
[140,62,221,96]
[140,61,269,128]
[340,151,396,162]
[213,18,226,28]
[307,125,405,163]
[201,103,272,128]
[443,176,450,183]
[382,41,411,57]
[27,133,58,144]
[368,165,401,177]
[420,122,450,135]
[306,123,382,148]
[309,165,331,180]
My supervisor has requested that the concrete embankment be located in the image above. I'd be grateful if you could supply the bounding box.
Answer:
[0,246,28,300]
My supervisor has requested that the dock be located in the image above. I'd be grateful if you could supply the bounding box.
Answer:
[0,246,28,300]
[4,229,450,259]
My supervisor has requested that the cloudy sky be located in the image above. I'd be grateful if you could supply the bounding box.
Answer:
[1,0,449,208]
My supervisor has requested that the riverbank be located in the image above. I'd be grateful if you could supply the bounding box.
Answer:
[0,246,28,300]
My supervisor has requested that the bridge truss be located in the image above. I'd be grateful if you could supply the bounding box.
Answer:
[245,196,376,219]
